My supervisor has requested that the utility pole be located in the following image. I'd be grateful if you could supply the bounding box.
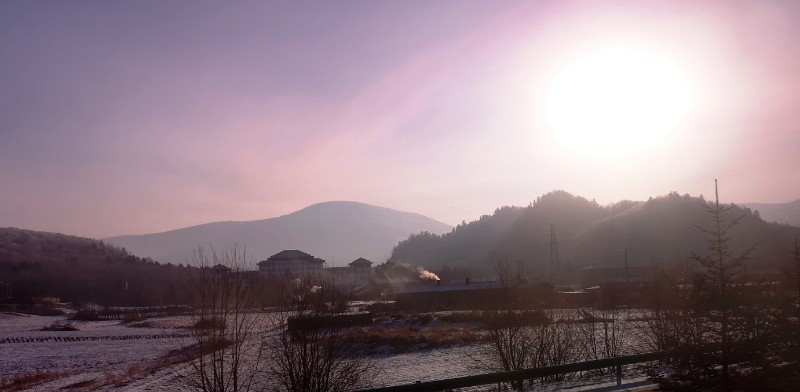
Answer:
[0,282,10,299]
[620,248,629,283]
[794,238,800,313]
[550,224,560,284]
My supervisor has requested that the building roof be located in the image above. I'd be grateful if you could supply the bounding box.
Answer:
[582,261,652,270]
[270,250,313,259]
[258,250,324,266]
[349,257,373,266]
[393,278,526,294]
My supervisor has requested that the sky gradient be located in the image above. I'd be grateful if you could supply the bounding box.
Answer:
[2,0,800,238]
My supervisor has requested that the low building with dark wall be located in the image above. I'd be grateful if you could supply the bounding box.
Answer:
[389,278,554,310]
[580,261,653,287]
[579,261,656,307]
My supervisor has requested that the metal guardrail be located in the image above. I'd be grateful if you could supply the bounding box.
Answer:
[359,351,670,392]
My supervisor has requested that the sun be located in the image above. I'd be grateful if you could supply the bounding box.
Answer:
[545,46,692,156]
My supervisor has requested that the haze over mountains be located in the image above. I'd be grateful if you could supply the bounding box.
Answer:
[742,199,800,227]
[101,195,800,271]
[104,201,452,266]
[389,191,800,276]
[5,191,800,287]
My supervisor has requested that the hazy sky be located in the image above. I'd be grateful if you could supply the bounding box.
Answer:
[2,0,800,238]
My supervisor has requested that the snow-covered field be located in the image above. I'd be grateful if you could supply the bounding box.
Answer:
[1,311,655,391]
[1,312,487,390]
[0,312,196,391]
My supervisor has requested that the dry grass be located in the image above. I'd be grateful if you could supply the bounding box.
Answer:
[125,320,157,328]
[122,313,148,323]
[41,321,78,331]
[344,325,483,353]
[0,369,68,391]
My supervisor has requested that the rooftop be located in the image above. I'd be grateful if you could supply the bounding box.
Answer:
[349,257,373,266]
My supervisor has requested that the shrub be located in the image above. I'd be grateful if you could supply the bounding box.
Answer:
[193,317,225,330]
[41,321,78,331]
[343,325,482,353]
[122,313,147,323]
[0,369,67,390]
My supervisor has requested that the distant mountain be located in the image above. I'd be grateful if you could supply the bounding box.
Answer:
[104,201,452,266]
[741,199,800,227]
[389,191,800,277]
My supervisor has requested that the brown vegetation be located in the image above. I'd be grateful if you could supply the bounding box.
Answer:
[343,325,482,354]
[41,321,78,331]
[0,369,68,391]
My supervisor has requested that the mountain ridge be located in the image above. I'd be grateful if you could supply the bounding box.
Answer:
[104,201,453,266]
[741,199,800,227]
[389,191,800,277]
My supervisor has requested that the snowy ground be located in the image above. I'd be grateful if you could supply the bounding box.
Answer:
[1,312,657,391]
[0,312,195,390]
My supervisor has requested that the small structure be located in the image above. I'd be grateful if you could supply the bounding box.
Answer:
[580,262,653,287]
[32,296,60,306]
[211,264,232,275]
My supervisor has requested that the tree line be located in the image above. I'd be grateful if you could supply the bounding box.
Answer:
[477,182,800,390]
[0,227,196,306]
[390,190,800,281]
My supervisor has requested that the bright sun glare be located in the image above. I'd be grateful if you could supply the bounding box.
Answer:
[546,46,693,156]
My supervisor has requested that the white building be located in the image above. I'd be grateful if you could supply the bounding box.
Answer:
[257,250,324,278]
[258,250,373,287]
[326,257,373,287]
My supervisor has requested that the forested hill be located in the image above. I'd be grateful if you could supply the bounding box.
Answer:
[388,191,800,275]
[0,227,193,305]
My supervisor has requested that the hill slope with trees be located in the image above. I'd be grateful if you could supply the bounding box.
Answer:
[0,227,193,305]
[389,191,800,279]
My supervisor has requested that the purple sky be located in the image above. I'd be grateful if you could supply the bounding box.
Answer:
[2,1,800,238]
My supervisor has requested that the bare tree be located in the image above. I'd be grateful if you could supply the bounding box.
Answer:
[579,307,628,361]
[264,276,376,392]
[179,246,266,392]
[474,253,582,389]
[529,312,583,383]
[474,252,534,384]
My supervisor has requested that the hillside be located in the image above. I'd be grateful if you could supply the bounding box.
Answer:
[389,191,800,278]
[0,227,193,305]
[105,201,452,266]
[742,199,800,227]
